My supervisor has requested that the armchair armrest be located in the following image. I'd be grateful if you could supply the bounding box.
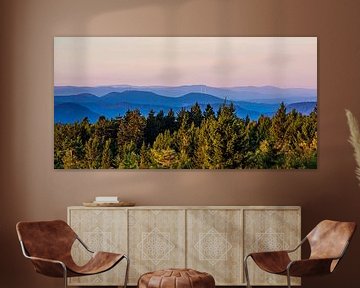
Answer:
[246,236,306,259]
[287,258,336,277]
[25,255,67,278]
[19,240,67,277]
[287,239,351,277]
[25,255,65,266]
[76,236,94,254]
[247,251,292,274]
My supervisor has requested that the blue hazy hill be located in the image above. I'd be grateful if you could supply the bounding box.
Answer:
[175,92,226,105]
[54,103,100,123]
[101,91,169,105]
[286,102,317,115]
[101,91,226,106]
[55,93,99,104]
[54,90,317,123]
[55,85,316,104]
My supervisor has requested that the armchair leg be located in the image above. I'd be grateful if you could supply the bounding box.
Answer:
[286,269,291,288]
[123,255,130,288]
[62,264,68,288]
[244,255,252,288]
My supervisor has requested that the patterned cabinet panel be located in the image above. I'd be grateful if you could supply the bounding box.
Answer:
[187,209,243,285]
[128,209,186,284]
[68,208,127,286]
[244,209,301,286]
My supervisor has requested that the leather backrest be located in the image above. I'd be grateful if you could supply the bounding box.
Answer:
[307,220,356,260]
[16,220,77,261]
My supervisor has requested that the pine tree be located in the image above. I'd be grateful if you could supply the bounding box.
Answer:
[117,109,146,152]
[253,139,277,168]
[151,130,178,168]
[175,114,196,168]
[244,115,250,126]
[155,110,165,133]
[195,118,213,168]
[189,102,203,127]
[80,117,92,144]
[63,149,79,169]
[267,103,288,167]
[139,142,152,168]
[101,139,112,169]
[270,102,287,149]
[119,141,139,169]
[144,110,158,145]
[203,104,215,120]
[176,108,188,128]
[84,135,101,169]
[212,103,241,168]
[152,130,173,150]
[164,109,177,133]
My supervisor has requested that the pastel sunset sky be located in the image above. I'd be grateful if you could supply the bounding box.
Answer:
[54,37,317,89]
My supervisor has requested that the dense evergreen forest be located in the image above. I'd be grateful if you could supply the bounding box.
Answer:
[54,103,317,169]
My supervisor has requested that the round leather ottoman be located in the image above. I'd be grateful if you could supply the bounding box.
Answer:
[138,268,215,288]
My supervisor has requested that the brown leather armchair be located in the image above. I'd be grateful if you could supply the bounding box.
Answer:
[16,220,129,288]
[244,220,356,288]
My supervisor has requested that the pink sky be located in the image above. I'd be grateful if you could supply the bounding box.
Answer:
[54,37,317,89]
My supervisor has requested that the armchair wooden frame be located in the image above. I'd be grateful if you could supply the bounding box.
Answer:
[16,220,129,288]
[244,220,356,288]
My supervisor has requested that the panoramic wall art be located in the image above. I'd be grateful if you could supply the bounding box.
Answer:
[54,37,317,169]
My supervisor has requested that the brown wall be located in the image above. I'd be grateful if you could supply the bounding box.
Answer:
[1,0,360,287]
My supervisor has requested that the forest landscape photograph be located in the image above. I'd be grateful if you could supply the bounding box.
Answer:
[54,37,317,169]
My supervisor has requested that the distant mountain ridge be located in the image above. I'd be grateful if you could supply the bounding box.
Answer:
[54,89,317,124]
[55,84,316,104]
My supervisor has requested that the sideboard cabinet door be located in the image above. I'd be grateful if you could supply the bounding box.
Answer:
[243,208,301,286]
[68,208,128,286]
[128,209,186,284]
[187,209,243,285]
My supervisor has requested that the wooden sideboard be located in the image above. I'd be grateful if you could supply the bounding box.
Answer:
[67,206,301,286]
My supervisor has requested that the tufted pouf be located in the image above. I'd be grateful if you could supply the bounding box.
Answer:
[138,268,215,288]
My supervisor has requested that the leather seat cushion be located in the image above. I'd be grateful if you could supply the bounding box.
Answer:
[138,269,215,288]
